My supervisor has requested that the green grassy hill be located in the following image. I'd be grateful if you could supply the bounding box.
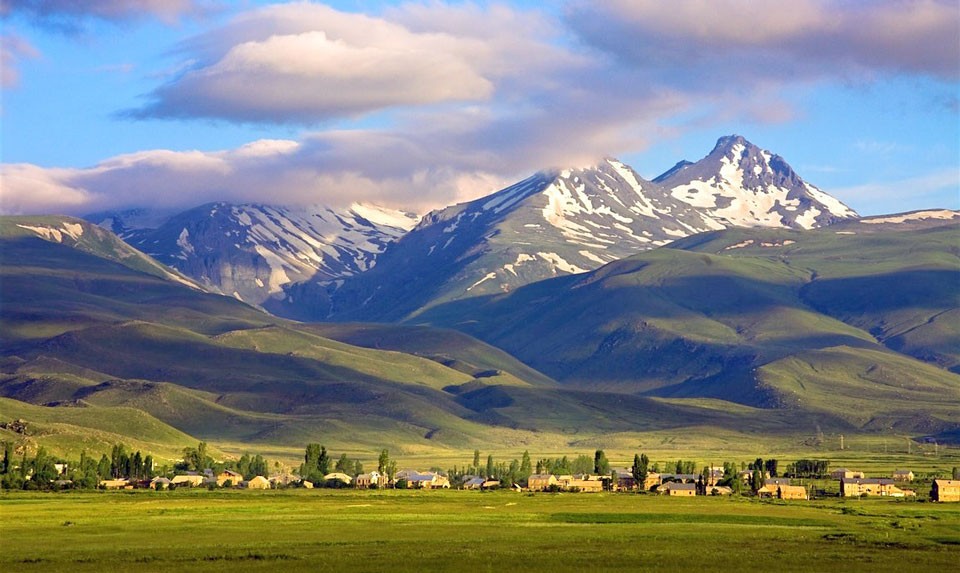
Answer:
[2,215,958,462]
[0,216,564,459]
[413,220,960,436]
[0,397,204,462]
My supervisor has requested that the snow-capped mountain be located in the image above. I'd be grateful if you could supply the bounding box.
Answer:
[326,135,858,322]
[89,202,418,309]
[654,135,857,228]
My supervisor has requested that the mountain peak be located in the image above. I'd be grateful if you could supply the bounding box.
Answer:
[713,133,750,150]
[656,135,857,229]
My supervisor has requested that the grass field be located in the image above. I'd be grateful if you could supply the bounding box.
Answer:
[1,490,958,572]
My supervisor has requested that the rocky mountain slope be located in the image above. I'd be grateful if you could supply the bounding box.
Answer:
[88,202,418,311]
[327,135,858,322]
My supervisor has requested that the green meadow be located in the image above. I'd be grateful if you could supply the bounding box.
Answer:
[1,490,958,572]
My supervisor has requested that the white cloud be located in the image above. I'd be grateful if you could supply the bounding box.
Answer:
[3,1,956,218]
[567,0,960,82]
[0,136,514,216]
[0,31,39,89]
[129,2,570,123]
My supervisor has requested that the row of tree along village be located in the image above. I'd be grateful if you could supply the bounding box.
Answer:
[2,439,959,502]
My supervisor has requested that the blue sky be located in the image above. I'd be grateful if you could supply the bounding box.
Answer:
[1,0,957,216]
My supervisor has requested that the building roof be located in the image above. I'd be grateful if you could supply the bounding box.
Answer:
[778,485,807,494]
[842,477,894,485]
[663,482,697,491]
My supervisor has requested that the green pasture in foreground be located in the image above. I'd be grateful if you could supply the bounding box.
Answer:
[1,490,958,572]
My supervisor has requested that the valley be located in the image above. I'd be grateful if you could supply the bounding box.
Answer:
[0,137,957,469]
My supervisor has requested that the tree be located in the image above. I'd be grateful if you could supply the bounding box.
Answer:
[353,459,363,476]
[594,450,610,476]
[953,466,960,480]
[182,442,211,472]
[572,455,593,475]
[32,447,58,486]
[97,455,111,481]
[485,454,495,479]
[301,444,328,482]
[251,455,268,477]
[386,460,397,486]
[143,455,154,479]
[519,451,532,479]
[764,459,778,478]
[319,447,331,475]
[631,453,649,490]
[131,451,143,480]
[473,450,481,474]
[378,449,390,475]
[751,468,764,494]
[111,444,128,478]
[1,442,12,475]
[335,453,350,473]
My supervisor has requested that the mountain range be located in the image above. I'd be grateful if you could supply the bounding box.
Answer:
[1,135,958,461]
[84,136,858,321]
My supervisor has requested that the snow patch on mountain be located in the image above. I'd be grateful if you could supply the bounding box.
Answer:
[17,221,87,243]
[860,209,959,224]
[537,252,587,274]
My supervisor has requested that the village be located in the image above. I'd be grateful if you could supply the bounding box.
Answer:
[4,438,957,502]
[93,463,960,503]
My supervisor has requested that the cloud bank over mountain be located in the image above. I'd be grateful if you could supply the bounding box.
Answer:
[1,1,957,215]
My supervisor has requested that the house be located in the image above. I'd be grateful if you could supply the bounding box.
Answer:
[892,470,914,482]
[463,476,486,490]
[562,475,604,493]
[707,466,725,482]
[831,468,864,479]
[268,473,301,487]
[840,477,909,497]
[216,469,243,487]
[707,486,733,496]
[171,474,204,487]
[395,470,450,489]
[612,469,637,491]
[245,475,271,490]
[777,485,808,500]
[324,472,353,486]
[756,478,792,498]
[150,476,172,490]
[527,474,559,491]
[659,482,697,496]
[756,484,777,498]
[931,479,960,502]
[355,471,387,489]
[481,480,501,490]
[642,472,662,491]
[54,463,68,476]
[99,478,129,489]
